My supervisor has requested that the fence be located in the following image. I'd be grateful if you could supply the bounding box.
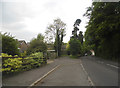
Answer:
[2,56,47,74]
[2,56,47,64]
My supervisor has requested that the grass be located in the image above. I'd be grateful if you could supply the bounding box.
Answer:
[69,55,79,59]
[61,54,69,57]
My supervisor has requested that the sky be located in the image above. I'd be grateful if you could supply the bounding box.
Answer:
[0,0,93,43]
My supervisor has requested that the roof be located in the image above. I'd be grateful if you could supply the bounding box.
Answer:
[18,40,27,45]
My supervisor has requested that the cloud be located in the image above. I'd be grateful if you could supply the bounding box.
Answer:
[2,28,37,42]
[2,2,34,24]
[1,0,92,43]
[11,30,37,42]
[43,1,58,9]
[3,22,26,31]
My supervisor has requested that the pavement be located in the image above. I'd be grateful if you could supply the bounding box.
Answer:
[2,59,57,86]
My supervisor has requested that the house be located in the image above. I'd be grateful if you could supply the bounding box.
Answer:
[18,40,28,53]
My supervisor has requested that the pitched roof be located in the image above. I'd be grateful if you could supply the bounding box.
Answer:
[18,40,27,45]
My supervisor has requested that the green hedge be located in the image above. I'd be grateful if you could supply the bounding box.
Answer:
[1,52,46,74]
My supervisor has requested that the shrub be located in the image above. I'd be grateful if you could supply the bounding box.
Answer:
[2,52,46,75]
[27,34,47,55]
[69,38,81,56]
[30,52,43,59]
[2,32,20,56]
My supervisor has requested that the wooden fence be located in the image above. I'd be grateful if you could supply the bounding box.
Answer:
[2,56,47,67]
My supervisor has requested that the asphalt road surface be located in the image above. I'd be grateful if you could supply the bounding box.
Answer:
[81,56,118,86]
[36,56,118,86]
[36,57,90,86]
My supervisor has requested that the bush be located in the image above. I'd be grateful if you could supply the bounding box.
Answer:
[69,38,81,56]
[2,57,22,73]
[47,52,57,59]
[30,52,43,59]
[2,53,22,73]
[20,51,27,57]
[27,34,47,55]
[2,52,46,75]
[2,33,20,56]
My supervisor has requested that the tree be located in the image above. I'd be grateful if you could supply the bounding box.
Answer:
[69,38,81,56]
[78,31,83,44]
[66,41,70,55]
[37,33,44,41]
[68,19,83,56]
[27,33,47,55]
[84,2,120,60]
[45,18,66,56]
[2,32,20,55]
[72,19,81,39]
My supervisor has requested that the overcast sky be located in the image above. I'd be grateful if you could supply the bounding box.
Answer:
[1,0,92,43]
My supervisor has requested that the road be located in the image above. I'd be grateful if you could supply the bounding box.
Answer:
[36,57,90,86]
[81,56,118,86]
[35,56,118,86]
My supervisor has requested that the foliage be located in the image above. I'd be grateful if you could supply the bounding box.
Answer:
[2,57,22,73]
[45,18,66,43]
[69,55,78,59]
[1,53,13,57]
[69,38,81,56]
[78,31,83,44]
[46,52,57,59]
[66,41,70,55]
[2,52,46,74]
[30,52,43,59]
[67,19,83,57]
[45,18,66,57]
[20,51,27,57]
[84,2,120,60]
[2,32,20,55]
[27,33,47,55]
[37,33,44,41]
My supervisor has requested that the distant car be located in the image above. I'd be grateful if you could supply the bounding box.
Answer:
[85,53,87,56]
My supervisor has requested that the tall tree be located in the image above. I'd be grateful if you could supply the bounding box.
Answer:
[68,19,83,56]
[45,18,66,57]
[78,31,83,44]
[84,2,120,60]
[71,19,81,39]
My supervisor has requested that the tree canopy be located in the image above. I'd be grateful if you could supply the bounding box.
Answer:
[67,19,83,56]
[27,33,47,55]
[2,32,20,55]
[45,18,66,56]
[69,38,81,56]
[84,2,120,60]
